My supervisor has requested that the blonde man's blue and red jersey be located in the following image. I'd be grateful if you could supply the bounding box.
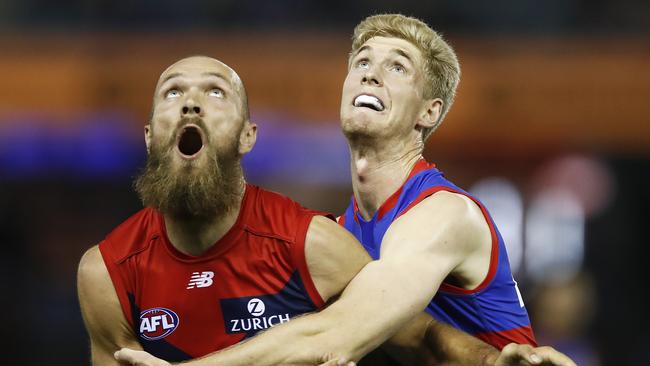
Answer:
[339,159,537,350]
[99,185,327,361]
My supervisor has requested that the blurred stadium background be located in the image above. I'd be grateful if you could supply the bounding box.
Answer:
[0,1,648,365]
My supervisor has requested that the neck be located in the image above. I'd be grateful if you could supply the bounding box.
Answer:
[163,183,245,257]
[349,137,422,220]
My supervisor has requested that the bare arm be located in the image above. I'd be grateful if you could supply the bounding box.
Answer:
[78,245,142,365]
[118,194,483,365]
[305,216,370,303]
[370,314,576,366]
[225,200,480,364]
[300,191,484,361]
[310,214,499,365]
[375,313,498,366]
[115,210,576,366]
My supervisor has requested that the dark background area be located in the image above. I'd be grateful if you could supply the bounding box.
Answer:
[1,1,648,365]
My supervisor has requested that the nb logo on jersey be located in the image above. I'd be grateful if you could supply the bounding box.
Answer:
[186,271,214,289]
[247,298,266,316]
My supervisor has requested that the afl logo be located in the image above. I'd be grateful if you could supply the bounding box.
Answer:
[247,298,265,317]
[139,308,179,341]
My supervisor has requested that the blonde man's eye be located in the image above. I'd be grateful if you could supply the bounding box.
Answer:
[392,64,406,73]
[165,89,182,99]
[357,60,369,69]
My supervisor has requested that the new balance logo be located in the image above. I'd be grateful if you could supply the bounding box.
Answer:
[186,271,214,289]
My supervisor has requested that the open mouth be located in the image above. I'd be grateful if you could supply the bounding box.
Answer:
[177,126,204,157]
[353,94,385,112]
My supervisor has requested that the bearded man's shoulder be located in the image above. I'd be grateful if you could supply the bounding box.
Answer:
[245,185,335,243]
[99,207,163,263]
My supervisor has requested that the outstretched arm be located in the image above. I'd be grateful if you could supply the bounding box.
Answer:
[118,201,491,366]
[183,203,482,365]
[380,317,576,366]
[115,210,576,366]
[114,304,577,366]
[368,312,498,366]
[78,245,142,365]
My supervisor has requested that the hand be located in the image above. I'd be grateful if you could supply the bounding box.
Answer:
[495,343,577,366]
[114,348,172,366]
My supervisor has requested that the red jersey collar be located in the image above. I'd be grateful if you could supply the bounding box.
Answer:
[353,159,436,222]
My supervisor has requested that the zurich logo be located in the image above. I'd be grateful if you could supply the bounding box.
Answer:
[139,308,179,341]
[247,298,265,317]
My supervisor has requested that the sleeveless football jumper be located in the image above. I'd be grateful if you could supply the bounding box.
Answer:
[100,185,327,361]
[339,160,536,349]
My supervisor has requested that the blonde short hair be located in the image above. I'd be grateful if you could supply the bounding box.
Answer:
[350,14,461,141]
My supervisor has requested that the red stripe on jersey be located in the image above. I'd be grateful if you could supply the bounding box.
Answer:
[395,186,499,295]
[291,213,326,309]
[375,159,435,221]
[475,325,538,350]
[337,214,346,227]
[352,159,436,222]
[99,241,137,328]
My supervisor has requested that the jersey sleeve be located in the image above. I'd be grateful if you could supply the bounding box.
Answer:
[289,209,335,309]
[98,239,137,328]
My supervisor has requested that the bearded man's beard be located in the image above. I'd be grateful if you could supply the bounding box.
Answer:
[134,124,243,220]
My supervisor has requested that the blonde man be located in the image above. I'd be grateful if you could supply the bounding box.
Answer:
[111,15,576,366]
[338,13,534,350]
